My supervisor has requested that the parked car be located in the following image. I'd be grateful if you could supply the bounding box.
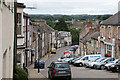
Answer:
[88,57,106,68]
[58,53,71,62]
[110,62,120,72]
[64,57,76,63]
[105,58,120,71]
[64,49,73,55]
[94,58,115,70]
[73,55,101,67]
[34,60,45,69]
[48,62,71,80]
[51,48,56,54]
[84,58,100,68]
[69,57,82,64]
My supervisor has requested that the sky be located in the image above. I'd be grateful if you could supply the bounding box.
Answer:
[17,0,120,15]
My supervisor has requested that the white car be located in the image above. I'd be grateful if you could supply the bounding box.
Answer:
[84,58,100,67]
[89,57,106,68]
[74,55,101,67]
[58,53,71,62]
[64,57,75,62]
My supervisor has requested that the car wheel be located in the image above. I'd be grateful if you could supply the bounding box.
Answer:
[101,65,105,70]
[116,66,119,72]
[93,65,96,69]
[106,68,109,71]
[79,63,83,67]
[48,74,51,79]
[67,76,71,80]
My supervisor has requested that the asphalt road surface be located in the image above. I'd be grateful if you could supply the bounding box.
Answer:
[40,46,119,80]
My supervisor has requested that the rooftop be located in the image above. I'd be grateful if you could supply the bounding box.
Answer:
[100,11,120,26]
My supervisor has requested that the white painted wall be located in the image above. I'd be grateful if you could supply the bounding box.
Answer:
[0,3,3,80]
[1,2,14,79]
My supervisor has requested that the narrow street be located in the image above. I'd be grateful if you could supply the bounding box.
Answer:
[41,46,70,78]
[40,47,118,79]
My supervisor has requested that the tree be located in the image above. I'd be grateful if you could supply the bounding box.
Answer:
[68,28,81,45]
[54,18,69,31]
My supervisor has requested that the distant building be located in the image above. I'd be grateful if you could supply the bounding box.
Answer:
[79,19,100,56]
[34,19,56,55]
[57,31,72,48]
[71,19,85,30]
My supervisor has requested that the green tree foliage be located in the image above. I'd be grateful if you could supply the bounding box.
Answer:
[68,28,81,45]
[54,18,80,45]
[97,15,112,21]
[54,18,69,31]
[14,67,28,80]
[47,20,55,29]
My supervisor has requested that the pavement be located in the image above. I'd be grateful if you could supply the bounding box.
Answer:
[28,52,54,79]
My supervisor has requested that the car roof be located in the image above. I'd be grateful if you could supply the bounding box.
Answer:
[53,61,68,64]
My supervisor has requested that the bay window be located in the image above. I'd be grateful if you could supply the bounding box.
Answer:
[106,45,112,55]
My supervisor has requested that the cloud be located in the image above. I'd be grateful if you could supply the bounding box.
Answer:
[17,0,120,15]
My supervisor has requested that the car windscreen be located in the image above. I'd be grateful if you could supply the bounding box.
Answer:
[91,58,100,62]
[99,58,107,62]
[55,63,69,68]
[96,58,106,62]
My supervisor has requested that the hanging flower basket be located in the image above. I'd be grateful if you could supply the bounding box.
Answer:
[105,53,111,57]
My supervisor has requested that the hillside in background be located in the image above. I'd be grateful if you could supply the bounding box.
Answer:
[29,14,112,22]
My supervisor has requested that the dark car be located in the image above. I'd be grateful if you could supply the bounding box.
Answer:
[105,58,120,71]
[48,62,71,80]
[34,60,45,69]
[108,61,120,72]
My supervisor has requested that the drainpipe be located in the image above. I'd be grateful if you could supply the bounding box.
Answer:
[13,0,17,79]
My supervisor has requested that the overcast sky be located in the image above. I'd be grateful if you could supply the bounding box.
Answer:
[17,0,120,15]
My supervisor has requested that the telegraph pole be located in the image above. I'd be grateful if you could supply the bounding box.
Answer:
[13,0,17,79]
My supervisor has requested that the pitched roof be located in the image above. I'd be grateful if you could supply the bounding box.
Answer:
[100,11,120,26]
[80,31,99,43]
[91,32,100,40]
[34,20,55,33]
[32,25,45,34]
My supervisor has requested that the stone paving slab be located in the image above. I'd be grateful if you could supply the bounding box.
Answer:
[28,54,53,79]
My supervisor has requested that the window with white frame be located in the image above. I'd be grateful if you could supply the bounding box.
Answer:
[118,27,120,39]
[106,45,112,55]
[28,32,29,40]
[28,19,30,25]
[96,41,98,48]
[17,13,22,35]
[91,40,94,46]
[109,27,111,38]
[23,18,24,26]
[102,31,103,37]
[30,37,31,45]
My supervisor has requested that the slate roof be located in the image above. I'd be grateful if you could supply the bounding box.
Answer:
[80,31,100,43]
[100,11,120,26]
[32,25,45,34]
[91,32,100,40]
